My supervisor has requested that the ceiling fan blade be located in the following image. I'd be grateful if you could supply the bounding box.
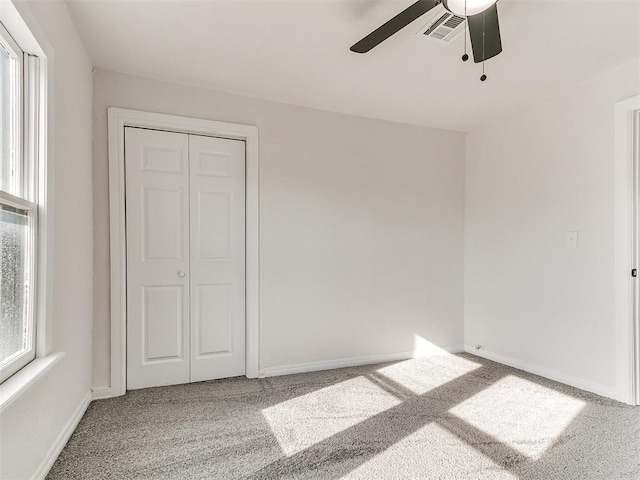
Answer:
[350,0,440,53]
[467,3,502,63]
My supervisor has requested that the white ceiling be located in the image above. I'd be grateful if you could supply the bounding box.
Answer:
[66,0,640,132]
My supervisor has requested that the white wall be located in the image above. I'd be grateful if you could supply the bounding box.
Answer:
[0,0,93,478]
[465,60,640,398]
[92,69,466,388]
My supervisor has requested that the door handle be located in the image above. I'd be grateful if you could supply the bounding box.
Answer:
[178,271,186,278]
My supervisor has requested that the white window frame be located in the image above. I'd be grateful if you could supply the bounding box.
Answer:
[0,19,42,385]
[0,22,23,194]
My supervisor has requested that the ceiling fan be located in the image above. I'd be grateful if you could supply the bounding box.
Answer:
[350,0,502,81]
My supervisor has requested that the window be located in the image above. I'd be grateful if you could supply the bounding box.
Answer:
[0,21,40,384]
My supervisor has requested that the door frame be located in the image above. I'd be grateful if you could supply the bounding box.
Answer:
[615,95,640,405]
[107,108,260,396]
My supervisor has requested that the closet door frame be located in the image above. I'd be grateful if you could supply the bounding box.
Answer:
[106,108,259,398]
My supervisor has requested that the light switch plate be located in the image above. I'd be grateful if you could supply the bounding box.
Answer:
[566,231,578,249]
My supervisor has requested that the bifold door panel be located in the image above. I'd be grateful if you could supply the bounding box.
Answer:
[126,128,190,389]
[189,134,245,382]
[125,127,245,390]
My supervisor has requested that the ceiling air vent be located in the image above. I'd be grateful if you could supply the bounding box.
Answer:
[418,10,466,43]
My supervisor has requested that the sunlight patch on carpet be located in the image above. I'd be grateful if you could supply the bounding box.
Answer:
[344,422,518,480]
[262,376,401,456]
[449,375,586,459]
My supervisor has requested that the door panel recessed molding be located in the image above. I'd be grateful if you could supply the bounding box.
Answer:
[143,187,184,260]
[195,283,233,358]
[141,145,184,173]
[198,191,231,260]
[196,151,232,177]
[143,285,184,362]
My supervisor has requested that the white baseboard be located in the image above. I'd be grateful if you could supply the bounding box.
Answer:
[91,386,113,400]
[32,390,91,480]
[463,345,617,400]
[258,345,464,378]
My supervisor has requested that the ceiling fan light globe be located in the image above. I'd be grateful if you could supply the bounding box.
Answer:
[443,0,498,17]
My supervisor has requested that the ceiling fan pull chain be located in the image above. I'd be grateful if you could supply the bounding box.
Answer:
[480,12,487,81]
[462,0,469,62]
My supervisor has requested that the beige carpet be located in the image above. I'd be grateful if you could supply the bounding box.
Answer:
[47,353,640,479]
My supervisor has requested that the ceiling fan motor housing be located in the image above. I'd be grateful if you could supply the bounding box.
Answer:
[443,0,498,17]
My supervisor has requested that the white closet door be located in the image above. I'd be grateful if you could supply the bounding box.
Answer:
[189,135,246,381]
[126,127,190,389]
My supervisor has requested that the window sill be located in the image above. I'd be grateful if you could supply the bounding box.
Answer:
[0,352,65,414]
